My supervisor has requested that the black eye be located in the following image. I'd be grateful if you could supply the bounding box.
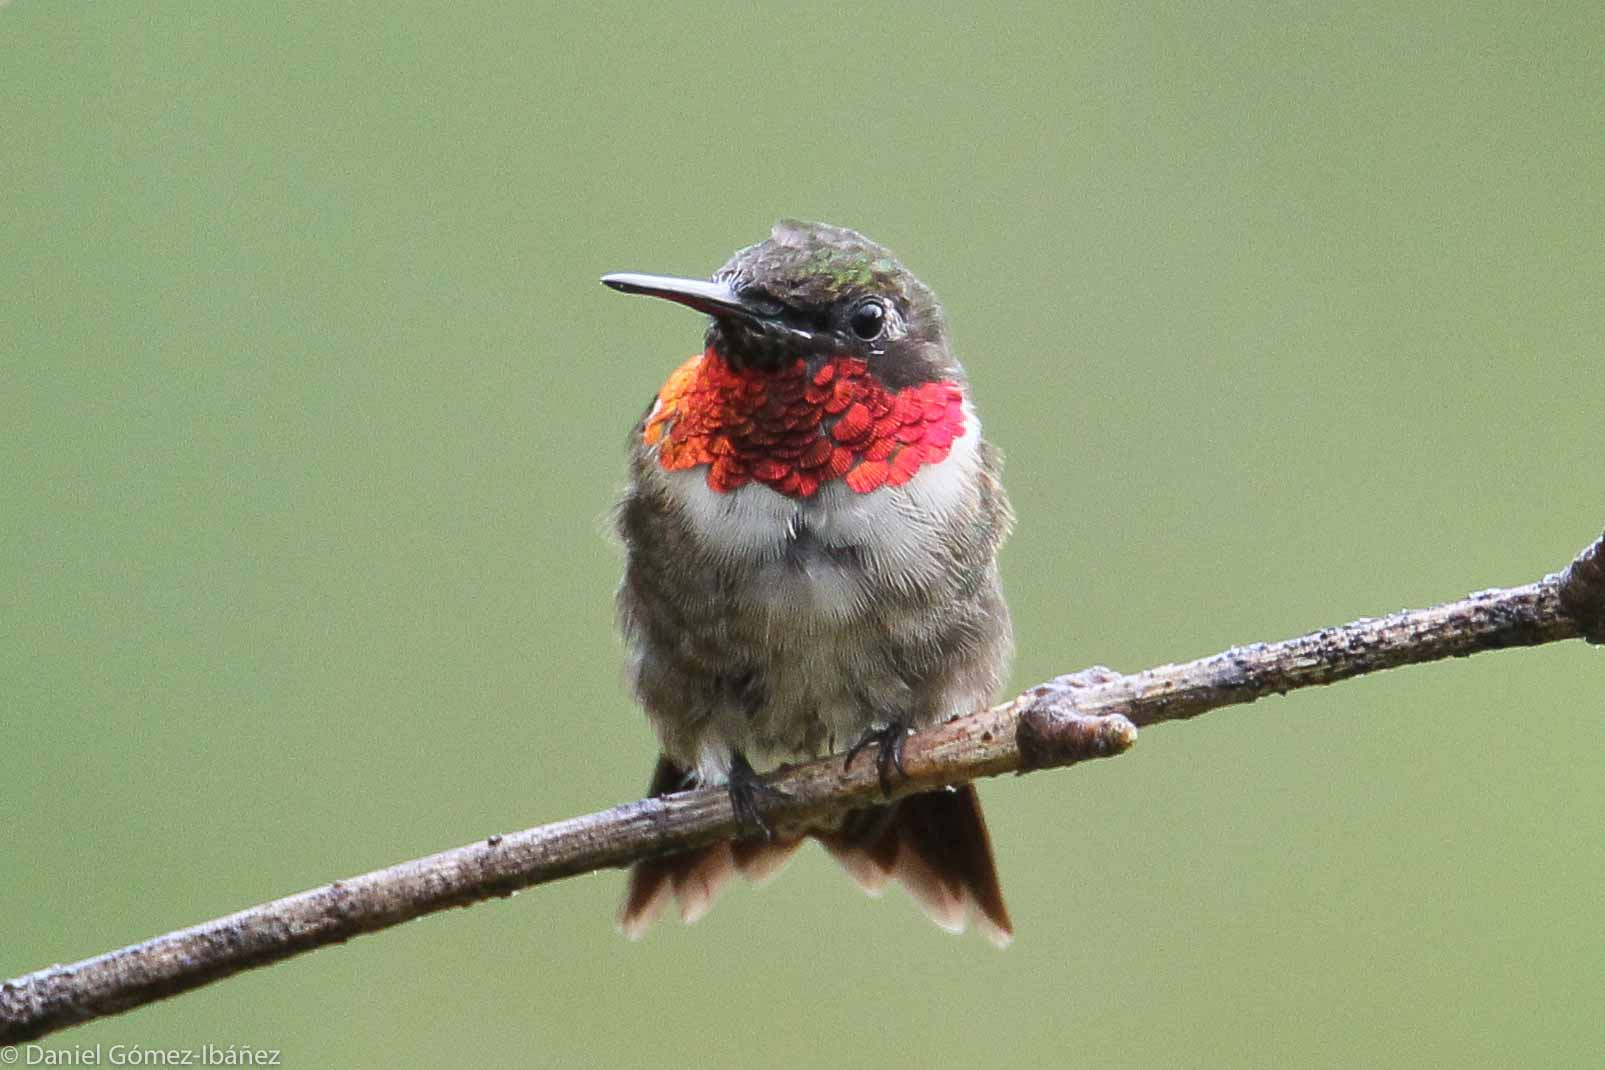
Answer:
[848,300,886,340]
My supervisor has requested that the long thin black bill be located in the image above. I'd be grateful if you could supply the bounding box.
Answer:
[601,272,757,320]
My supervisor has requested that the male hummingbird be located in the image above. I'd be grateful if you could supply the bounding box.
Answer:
[604,220,1015,945]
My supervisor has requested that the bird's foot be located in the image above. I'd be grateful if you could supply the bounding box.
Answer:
[727,752,789,840]
[844,718,911,797]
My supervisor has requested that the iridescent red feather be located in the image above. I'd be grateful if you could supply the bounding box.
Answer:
[644,348,965,497]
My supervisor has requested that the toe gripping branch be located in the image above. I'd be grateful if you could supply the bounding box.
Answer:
[844,720,911,796]
[727,752,791,839]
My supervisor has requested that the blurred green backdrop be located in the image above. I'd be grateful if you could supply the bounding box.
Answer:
[4,3,1602,1066]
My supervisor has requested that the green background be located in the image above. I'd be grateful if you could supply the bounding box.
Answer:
[4,3,1602,1066]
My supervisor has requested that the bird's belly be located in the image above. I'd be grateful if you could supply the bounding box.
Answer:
[743,614,896,759]
[743,537,871,626]
[644,424,989,777]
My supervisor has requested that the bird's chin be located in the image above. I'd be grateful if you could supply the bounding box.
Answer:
[706,320,823,372]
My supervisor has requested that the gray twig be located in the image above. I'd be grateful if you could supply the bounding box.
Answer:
[3,528,1601,1046]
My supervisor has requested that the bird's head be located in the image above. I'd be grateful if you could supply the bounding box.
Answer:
[604,222,972,498]
[604,219,961,389]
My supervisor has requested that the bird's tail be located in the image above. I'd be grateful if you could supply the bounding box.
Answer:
[617,756,1012,946]
[816,782,1013,947]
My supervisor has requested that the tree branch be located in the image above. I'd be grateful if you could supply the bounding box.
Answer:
[4,527,1602,1046]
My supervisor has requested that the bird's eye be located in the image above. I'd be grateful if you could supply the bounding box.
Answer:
[848,300,887,340]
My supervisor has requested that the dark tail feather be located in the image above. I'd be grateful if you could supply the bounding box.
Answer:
[818,785,1013,947]
[619,760,1009,946]
[730,836,804,883]
[617,756,801,939]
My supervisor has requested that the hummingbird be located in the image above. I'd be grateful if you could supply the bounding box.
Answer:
[603,220,1015,945]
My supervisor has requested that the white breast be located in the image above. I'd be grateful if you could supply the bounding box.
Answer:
[654,403,982,621]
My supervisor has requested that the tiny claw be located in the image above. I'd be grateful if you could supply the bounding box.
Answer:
[843,733,876,773]
[844,721,911,797]
[728,753,789,840]
[876,730,907,795]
